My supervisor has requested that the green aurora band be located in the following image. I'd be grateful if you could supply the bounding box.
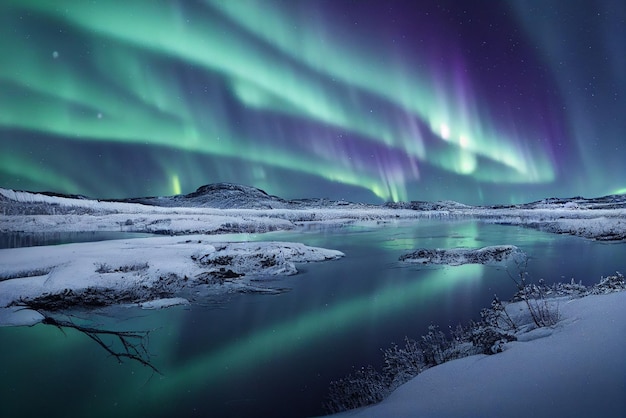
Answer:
[0,0,565,202]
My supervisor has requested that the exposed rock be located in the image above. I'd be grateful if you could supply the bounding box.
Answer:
[399,245,526,266]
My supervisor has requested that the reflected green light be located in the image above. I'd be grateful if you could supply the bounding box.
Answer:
[379,221,481,253]
[143,265,482,406]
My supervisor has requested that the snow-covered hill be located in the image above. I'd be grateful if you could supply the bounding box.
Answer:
[117,183,291,209]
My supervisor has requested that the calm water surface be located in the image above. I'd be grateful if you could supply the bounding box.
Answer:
[0,231,156,249]
[0,220,624,418]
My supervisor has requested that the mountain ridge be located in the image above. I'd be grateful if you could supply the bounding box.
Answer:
[2,182,626,212]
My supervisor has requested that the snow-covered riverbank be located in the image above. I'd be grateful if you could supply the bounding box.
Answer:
[331,288,626,418]
[2,187,625,240]
[0,236,344,325]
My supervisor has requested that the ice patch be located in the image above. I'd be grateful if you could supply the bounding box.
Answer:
[139,297,190,310]
[0,307,45,327]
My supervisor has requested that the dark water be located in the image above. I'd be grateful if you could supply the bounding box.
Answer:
[0,220,624,418]
[0,231,156,249]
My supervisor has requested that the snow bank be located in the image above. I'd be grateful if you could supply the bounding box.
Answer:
[3,187,625,241]
[399,245,525,266]
[332,291,626,418]
[0,212,294,235]
[0,187,151,213]
[475,208,626,241]
[531,216,626,241]
[0,236,344,324]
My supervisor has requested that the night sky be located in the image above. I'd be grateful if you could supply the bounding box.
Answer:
[1,0,624,204]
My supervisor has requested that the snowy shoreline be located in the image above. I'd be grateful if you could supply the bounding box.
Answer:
[323,269,625,415]
[329,286,626,418]
[1,186,624,324]
[2,187,625,241]
[0,236,344,326]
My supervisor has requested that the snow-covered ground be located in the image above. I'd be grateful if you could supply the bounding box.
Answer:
[475,208,626,241]
[0,235,343,325]
[0,188,427,234]
[2,187,625,240]
[332,290,626,418]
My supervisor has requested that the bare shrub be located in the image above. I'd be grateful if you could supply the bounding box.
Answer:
[326,366,389,413]
[508,260,559,328]
[95,262,149,274]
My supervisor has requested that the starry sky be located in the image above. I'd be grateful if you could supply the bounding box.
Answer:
[0,0,624,204]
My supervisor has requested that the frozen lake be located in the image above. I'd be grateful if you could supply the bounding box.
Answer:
[0,220,624,417]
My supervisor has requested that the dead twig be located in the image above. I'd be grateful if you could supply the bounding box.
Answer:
[39,314,161,374]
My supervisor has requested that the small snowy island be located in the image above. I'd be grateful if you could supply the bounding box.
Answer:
[399,245,525,266]
[0,236,344,326]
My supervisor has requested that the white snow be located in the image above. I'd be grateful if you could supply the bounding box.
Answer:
[0,307,44,327]
[399,245,525,266]
[2,187,625,415]
[475,208,626,240]
[331,291,626,418]
[0,235,344,324]
[2,187,625,240]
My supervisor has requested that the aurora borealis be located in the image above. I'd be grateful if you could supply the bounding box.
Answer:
[1,1,624,204]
